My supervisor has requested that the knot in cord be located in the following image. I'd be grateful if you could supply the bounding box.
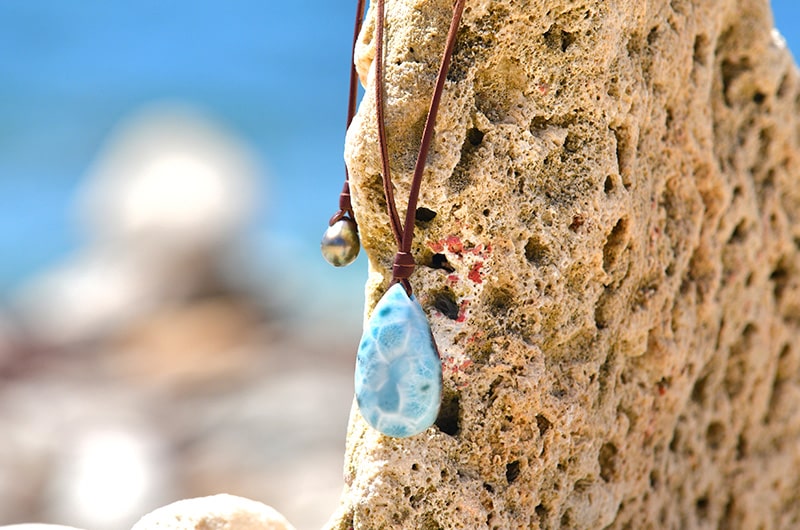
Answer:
[392,251,416,281]
[328,184,355,226]
[338,186,352,212]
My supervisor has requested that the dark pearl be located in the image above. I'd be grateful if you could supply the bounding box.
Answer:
[321,218,360,267]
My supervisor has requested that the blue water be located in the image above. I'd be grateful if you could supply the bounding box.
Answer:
[0,1,797,295]
[0,0,361,295]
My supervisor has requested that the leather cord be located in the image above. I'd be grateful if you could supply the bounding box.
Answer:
[329,0,367,226]
[375,0,466,294]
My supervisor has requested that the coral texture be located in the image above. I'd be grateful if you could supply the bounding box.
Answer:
[330,0,800,528]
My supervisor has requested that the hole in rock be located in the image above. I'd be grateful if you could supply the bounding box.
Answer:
[525,235,550,265]
[770,256,790,301]
[485,286,514,316]
[647,26,659,46]
[505,460,521,484]
[415,207,437,222]
[696,496,710,520]
[435,390,460,436]
[649,469,660,488]
[467,127,485,146]
[721,58,751,106]
[706,421,725,450]
[691,373,709,404]
[536,414,552,437]
[736,434,748,459]
[598,442,618,482]
[602,218,629,271]
[432,290,459,320]
[429,253,455,272]
[530,115,549,131]
[612,125,633,189]
[729,219,749,243]
[721,497,735,527]
[604,175,615,194]
[693,34,709,66]
[535,504,549,521]
[669,427,680,452]
[543,27,575,52]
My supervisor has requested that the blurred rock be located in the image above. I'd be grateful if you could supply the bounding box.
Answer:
[79,103,259,254]
[0,377,175,530]
[42,424,173,529]
[0,523,85,530]
[14,103,265,347]
[0,103,353,530]
[131,494,295,530]
[109,296,271,391]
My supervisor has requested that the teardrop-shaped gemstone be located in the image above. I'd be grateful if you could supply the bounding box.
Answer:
[355,283,442,437]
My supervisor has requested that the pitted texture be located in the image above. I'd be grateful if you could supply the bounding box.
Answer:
[331,0,800,528]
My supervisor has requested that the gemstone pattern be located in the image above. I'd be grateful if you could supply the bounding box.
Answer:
[355,283,442,437]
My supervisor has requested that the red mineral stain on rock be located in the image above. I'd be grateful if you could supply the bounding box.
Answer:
[466,332,482,344]
[570,214,585,231]
[428,240,444,253]
[456,300,470,322]
[445,235,464,254]
[468,262,483,283]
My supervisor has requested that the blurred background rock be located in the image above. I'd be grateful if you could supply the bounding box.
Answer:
[0,2,796,530]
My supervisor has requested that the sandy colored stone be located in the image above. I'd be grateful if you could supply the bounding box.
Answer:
[131,494,295,530]
[0,526,86,530]
[330,0,800,528]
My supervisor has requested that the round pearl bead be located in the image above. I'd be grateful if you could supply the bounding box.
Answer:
[321,218,360,267]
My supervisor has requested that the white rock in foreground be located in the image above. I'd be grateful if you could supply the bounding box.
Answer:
[0,523,80,530]
[131,494,295,530]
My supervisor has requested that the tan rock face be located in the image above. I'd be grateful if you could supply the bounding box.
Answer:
[331,0,800,528]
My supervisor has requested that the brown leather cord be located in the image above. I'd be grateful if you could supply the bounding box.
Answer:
[375,0,404,247]
[329,0,367,226]
[375,0,465,294]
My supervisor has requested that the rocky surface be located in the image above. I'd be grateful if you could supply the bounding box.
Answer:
[331,0,800,528]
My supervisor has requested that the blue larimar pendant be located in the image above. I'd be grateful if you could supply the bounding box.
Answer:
[355,283,442,437]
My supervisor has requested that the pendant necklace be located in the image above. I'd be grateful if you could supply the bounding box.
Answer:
[323,0,465,438]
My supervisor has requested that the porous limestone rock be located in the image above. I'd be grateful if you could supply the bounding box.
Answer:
[330,0,800,528]
[131,494,295,530]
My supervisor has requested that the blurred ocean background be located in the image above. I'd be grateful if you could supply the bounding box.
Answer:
[0,1,797,529]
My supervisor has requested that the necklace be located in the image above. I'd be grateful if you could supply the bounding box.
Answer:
[320,0,366,267]
[324,0,465,438]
